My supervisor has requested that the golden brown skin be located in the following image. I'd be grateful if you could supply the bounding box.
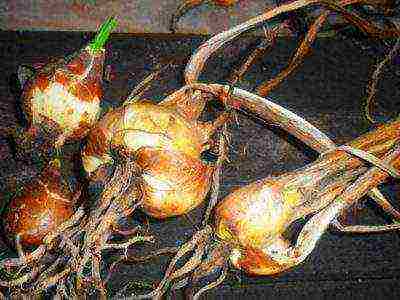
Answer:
[137,148,213,218]
[82,92,223,219]
[214,167,357,275]
[215,177,303,275]
[3,160,77,247]
[21,47,104,148]
[213,117,400,276]
[82,100,213,172]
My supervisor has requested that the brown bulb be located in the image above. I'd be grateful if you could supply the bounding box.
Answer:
[3,160,76,247]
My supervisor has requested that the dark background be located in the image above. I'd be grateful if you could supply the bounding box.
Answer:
[0,30,400,299]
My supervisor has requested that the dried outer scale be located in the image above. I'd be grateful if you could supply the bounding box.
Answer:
[82,96,219,219]
[214,120,400,275]
[137,148,213,218]
[2,160,77,247]
[21,46,105,147]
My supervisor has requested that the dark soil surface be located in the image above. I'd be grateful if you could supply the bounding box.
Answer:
[0,31,399,299]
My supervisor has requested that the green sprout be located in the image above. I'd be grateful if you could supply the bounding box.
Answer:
[89,16,118,53]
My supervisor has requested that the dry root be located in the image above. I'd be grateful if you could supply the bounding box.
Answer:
[128,114,232,299]
[364,21,400,123]
[0,158,153,297]
[129,225,231,300]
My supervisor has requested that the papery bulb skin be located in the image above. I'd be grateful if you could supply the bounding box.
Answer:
[82,101,211,174]
[136,148,213,218]
[19,17,117,149]
[228,242,294,276]
[211,118,400,277]
[82,98,217,219]
[158,87,207,122]
[214,158,367,275]
[215,179,296,247]
[215,177,303,275]
[81,107,121,174]
[2,160,76,247]
[21,47,104,148]
[110,102,207,157]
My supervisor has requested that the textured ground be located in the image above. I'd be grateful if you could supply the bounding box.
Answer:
[0,31,400,299]
[1,0,352,35]
[2,1,277,34]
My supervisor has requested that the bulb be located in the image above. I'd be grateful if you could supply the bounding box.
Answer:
[3,160,78,247]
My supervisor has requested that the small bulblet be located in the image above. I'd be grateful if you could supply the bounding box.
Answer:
[2,162,76,247]
[22,47,104,147]
[215,177,303,275]
[82,100,215,219]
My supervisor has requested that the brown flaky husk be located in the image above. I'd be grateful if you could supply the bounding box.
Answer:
[81,86,228,219]
[19,46,104,154]
[0,86,227,297]
[0,157,153,298]
[215,119,400,276]
[2,159,79,248]
[140,117,400,299]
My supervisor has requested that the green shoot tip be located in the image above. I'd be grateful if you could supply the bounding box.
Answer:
[89,16,118,53]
